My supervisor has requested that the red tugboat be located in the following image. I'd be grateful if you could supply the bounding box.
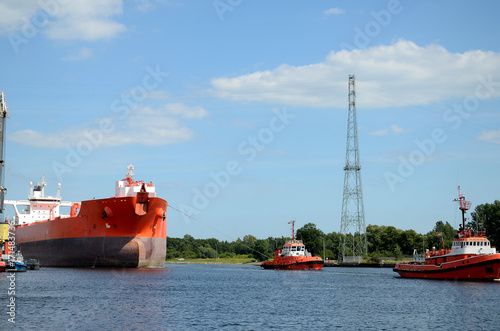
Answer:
[394,187,500,280]
[261,221,323,270]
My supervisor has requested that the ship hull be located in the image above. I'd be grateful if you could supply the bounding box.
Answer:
[393,254,500,281]
[14,196,167,268]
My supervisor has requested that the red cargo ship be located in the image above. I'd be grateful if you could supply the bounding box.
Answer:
[8,165,167,268]
[393,187,500,280]
[261,221,323,270]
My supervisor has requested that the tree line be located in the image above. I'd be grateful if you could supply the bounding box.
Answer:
[166,201,500,262]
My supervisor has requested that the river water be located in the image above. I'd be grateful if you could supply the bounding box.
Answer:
[1,264,499,330]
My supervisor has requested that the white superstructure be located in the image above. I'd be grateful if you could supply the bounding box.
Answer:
[279,240,312,257]
[5,175,73,226]
[448,233,496,256]
[115,165,156,198]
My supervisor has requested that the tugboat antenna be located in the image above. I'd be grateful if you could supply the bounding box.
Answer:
[288,220,295,243]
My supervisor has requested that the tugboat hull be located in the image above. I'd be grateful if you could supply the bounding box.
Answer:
[261,259,324,270]
[394,255,500,281]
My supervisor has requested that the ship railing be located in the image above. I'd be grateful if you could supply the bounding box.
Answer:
[413,249,425,262]
[475,230,486,237]
[285,240,304,244]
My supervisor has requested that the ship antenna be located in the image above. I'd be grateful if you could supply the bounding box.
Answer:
[453,186,471,232]
[288,220,295,243]
[0,92,8,223]
[127,164,134,178]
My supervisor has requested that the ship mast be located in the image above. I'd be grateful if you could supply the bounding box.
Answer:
[288,220,295,243]
[0,92,8,222]
[454,186,471,231]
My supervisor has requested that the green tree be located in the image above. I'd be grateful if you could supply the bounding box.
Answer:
[243,235,257,245]
[393,245,403,260]
[253,239,270,261]
[325,232,341,260]
[471,200,500,247]
[366,224,402,256]
[398,229,422,255]
[426,221,456,249]
[233,238,252,255]
[366,225,423,257]
[366,224,383,254]
[197,245,216,258]
[296,223,325,256]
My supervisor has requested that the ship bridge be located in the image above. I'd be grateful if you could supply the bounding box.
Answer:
[4,175,73,226]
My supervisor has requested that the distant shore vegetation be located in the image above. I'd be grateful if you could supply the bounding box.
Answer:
[166,201,500,262]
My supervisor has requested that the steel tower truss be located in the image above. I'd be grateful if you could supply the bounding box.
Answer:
[340,75,367,262]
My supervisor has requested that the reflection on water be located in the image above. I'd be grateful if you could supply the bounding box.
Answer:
[1,264,499,330]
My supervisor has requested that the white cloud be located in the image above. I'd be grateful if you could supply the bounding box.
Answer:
[0,1,39,33]
[232,120,255,129]
[45,0,126,41]
[162,103,209,119]
[134,0,177,13]
[8,103,208,148]
[210,40,500,109]
[145,90,173,100]
[324,8,345,16]
[62,48,94,61]
[370,129,389,136]
[370,124,409,136]
[0,0,126,41]
[390,124,408,135]
[477,129,500,144]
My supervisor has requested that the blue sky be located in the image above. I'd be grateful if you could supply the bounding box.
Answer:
[1,1,499,240]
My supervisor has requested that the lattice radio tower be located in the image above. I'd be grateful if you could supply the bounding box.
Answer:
[340,75,367,262]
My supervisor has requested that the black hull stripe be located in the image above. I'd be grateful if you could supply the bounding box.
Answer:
[18,237,166,268]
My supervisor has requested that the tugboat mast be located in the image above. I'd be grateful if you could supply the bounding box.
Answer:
[288,220,295,243]
[453,186,472,231]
